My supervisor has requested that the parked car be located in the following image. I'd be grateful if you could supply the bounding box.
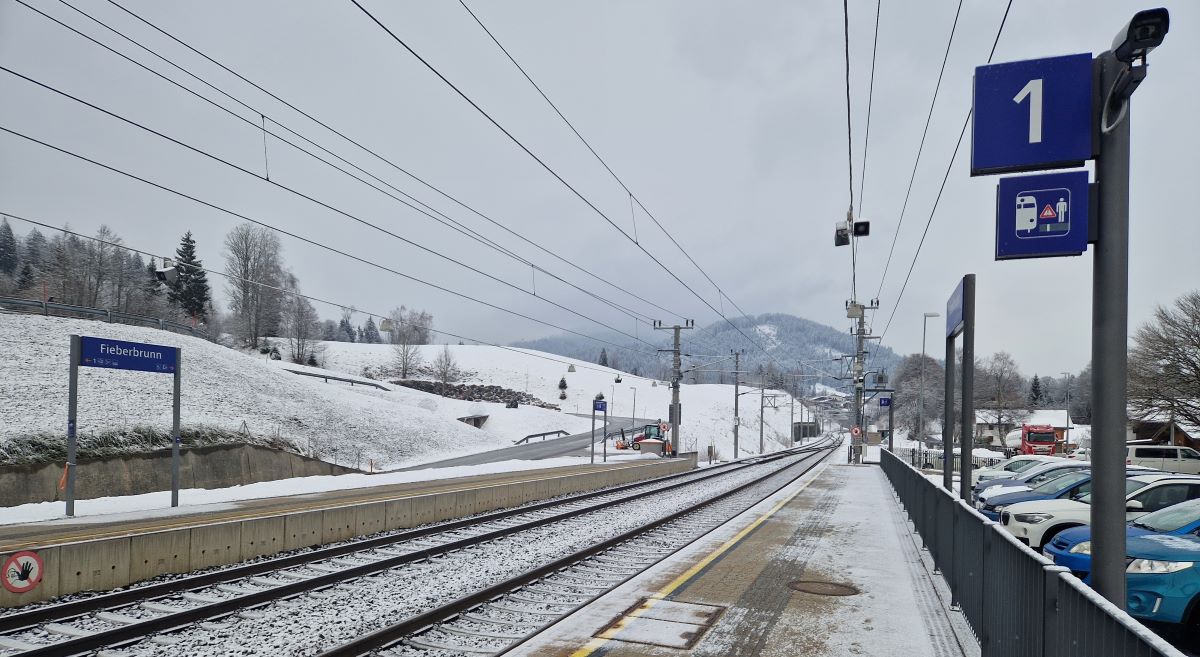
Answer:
[1045,498,1200,581]
[1002,474,1200,549]
[972,461,1091,504]
[971,454,1061,486]
[976,471,1098,520]
[1045,499,1200,628]
[1127,445,1200,474]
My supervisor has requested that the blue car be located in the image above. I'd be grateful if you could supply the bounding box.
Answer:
[976,470,1095,521]
[1046,499,1200,626]
[972,461,1090,504]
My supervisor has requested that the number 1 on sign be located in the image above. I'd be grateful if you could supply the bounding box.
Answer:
[1013,78,1044,144]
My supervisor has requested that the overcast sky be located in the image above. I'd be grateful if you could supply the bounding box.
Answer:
[1,0,1197,377]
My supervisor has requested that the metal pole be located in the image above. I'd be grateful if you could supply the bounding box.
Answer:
[888,394,895,452]
[631,387,636,432]
[790,386,795,444]
[960,274,976,502]
[1063,373,1072,448]
[1091,49,1131,608]
[671,326,681,456]
[66,334,80,517]
[590,406,596,465]
[733,351,740,458]
[759,376,765,454]
[920,318,928,446]
[603,405,608,463]
[171,346,182,507]
[944,333,955,492]
[854,313,866,464]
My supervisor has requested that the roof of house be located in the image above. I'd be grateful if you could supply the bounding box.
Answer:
[975,408,1070,428]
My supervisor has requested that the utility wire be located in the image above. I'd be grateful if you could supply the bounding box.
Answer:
[842,0,855,214]
[360,0,783,369]
[36,0,662,328]
[858,0,881,213]
[0,210,636,376]
[0,124,657,357]
[871,0,964,303]
[98,0,690,325]
[877,0,1014,339]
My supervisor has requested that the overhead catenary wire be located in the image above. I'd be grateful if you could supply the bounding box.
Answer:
[0,124,658,358]
[369,0,785,371]
[26,0,664,330]
[858,0,881,213]
[877,0,1014,340]
[0,64,665,354]
[0,210,637,377]
[93,0,691,326]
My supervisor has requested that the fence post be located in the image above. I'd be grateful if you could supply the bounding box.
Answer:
[159,319,165,330]
[105,309,112,323]
[1042,565,1068,657]
[980,520,993,656]
[949,496,959,609]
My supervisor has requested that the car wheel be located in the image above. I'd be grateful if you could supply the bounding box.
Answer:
[1036,525,1076,551]
[632,443,641,451]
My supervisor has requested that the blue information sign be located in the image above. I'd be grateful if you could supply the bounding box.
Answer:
[995,170,1089,260]
[593,400,607,412]
[80,336,178,373]
[879,397,892,408]
[972,53,1093,176]
[946,278,965,338]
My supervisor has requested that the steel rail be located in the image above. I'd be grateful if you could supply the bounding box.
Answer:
[316,442,836,656]
[2,442,832,656]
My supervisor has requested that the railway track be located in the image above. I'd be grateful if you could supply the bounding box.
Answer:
[0,439,836,656]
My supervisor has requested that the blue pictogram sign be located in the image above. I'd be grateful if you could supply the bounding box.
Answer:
[996,170,1089,260]
[879,397,892,408]
[593,399,607,412]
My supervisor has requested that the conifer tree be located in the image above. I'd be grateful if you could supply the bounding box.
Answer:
[167,231,211,321]
[362,317,382,343]
[0,218,17,276]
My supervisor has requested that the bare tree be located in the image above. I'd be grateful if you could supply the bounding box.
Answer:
[977,352,1025,438]
[1130,292,1200,429]
[279,272,318,364]
[432,345,459,394]
[392,332,422,379]
[224,224,283,349]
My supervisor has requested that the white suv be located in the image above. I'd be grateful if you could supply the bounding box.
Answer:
[1000,474,1200,549]
[971,454,1061,486]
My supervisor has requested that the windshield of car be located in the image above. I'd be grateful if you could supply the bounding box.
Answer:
[1027,432,1056,444]
[1135,498,1200,533]
[1025,468,1079,486]
[1032,471,1089,494]
[1079,480,1150,504]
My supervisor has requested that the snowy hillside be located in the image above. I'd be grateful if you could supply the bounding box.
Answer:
[0,314,590,469]
[303,340,799,458]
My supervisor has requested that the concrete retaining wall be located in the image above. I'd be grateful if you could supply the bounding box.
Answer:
[0,455,695,608]
[0,444,358,506]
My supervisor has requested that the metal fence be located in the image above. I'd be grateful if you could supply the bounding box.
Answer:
[881,449,1184,657]
[892,445,1004,473]
[0,295,211,340]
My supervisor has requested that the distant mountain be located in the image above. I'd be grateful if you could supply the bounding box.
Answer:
[512,313,899,393]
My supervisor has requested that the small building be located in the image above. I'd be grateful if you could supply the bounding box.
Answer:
[975,408,1073,448]
[1128,418,1197,449]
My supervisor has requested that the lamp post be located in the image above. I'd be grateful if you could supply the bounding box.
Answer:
[629,386,637,431]
[920,312,940,447]
[1061,371,1072,448]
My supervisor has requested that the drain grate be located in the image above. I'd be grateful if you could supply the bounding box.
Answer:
[788,580,860,596]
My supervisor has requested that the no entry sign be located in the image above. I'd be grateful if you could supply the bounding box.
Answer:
[3,551,44,594]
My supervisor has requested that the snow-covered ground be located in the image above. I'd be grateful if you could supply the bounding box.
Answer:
[0,314,795,475]
[0,454,661,525]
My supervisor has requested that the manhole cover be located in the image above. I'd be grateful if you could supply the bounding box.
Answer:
[788,580,860,596]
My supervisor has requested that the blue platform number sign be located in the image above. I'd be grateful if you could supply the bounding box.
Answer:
[996,170,1089,260]
[79,337,178,374]
[879,397,892,408]
[972,53,1093,176]
[946,278,965,339]
[593,399,607,413]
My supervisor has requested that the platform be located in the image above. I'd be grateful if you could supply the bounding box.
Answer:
[514,462,979,657]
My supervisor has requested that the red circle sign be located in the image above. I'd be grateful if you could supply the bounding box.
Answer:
[3,551,44,594]
[851,426,863,437]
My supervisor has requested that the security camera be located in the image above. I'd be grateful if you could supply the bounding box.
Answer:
[1112,8,1169,64]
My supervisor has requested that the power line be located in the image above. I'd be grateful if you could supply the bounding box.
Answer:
[877,0,1014,340]
[0,123,657,357]
[858,0,881,213]
[32,0,666,330]
[95,0,691,325]
[358,0,784,369]
[0,210,637,376]
[842,0,855,214]
[871,0,964,303]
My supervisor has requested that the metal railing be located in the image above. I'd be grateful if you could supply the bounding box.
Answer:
[514,430,569,445]
[280,368,390,391]
[0,295,211,340]
[892,445,1004,473]
[881,449,1184,657]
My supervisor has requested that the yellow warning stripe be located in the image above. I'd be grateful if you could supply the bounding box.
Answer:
[568,463,827,657]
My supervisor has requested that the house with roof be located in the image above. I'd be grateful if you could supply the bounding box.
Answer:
[975,408,1075,448]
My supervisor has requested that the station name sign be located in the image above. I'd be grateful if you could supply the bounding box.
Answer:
[79,336,178,374]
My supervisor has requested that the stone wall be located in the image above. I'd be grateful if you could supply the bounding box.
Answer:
[0,443,358,506]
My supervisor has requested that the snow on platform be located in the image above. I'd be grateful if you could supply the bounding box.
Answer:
[512,461,978,657]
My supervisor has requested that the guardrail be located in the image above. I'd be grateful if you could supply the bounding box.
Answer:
[514,429,570,445]
[0,295,211,340]
[892,445,1004,473]
[280,368,390,391]
[880,449,1184,657]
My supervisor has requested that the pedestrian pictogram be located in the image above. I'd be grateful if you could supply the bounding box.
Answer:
[1040,204,1057,220]
[995,171,1088,260]
[3,551,44,594]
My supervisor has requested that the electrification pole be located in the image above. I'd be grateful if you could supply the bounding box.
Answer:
[732,350,741,458]
[847,300,879,463]
[655,320,693,455]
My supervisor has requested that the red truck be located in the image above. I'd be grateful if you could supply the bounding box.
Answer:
[1019,424,1061,455]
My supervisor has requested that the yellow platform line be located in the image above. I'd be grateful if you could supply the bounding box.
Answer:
[568,463,827,657]
[0,463,648,551]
